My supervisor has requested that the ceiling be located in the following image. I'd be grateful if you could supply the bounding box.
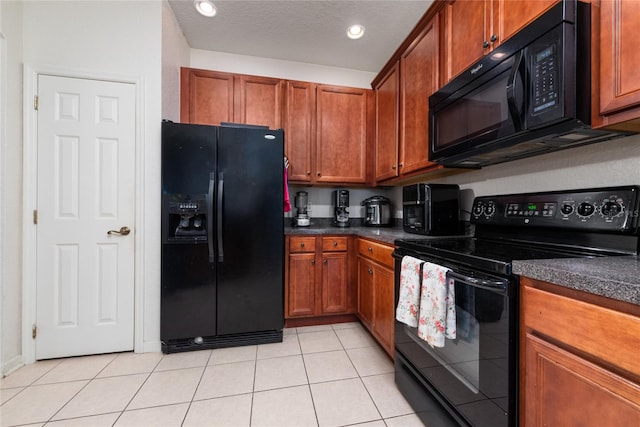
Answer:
[168,0,434,73]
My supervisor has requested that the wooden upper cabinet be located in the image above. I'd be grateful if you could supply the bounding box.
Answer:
[284,81,315,183]
[316,85,370,184]
[181,68,234,125]
[374,62,400,182]
[599,0,640,128]
[235,74,284,129]
[180,68,283,128]
[400,16,440,175]
[442,0,558,82]
[442,0,487,83]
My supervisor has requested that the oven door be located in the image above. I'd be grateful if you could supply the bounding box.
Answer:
[394,260,517,427]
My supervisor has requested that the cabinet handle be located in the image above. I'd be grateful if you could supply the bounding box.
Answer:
[311,259,315,265]
[317,172,321,176]
[323,259,328,264]
[490,34,498,43]
[483,40,490,49]
[391,165,396,170]
[399,162,404,168]
[368,268,373,275]
[333,241,338,247]
[368,247,373,252]
[300,242,305,248]
[306,171,311,175]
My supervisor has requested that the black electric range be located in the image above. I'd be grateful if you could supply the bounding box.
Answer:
[393,186,640,427]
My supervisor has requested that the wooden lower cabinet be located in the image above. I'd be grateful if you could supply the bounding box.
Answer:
[357,239,395,357]
[521,278,640,426]
[285,236,355,321]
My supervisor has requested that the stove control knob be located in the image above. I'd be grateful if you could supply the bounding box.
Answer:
[577,202,595,218]
[560,204,574,216]
[601,201,623,219]
[485,202,496,217]
[473,203,484,216]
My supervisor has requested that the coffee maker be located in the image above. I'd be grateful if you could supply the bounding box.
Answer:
[293,191,310,227]
[332,190,350,227]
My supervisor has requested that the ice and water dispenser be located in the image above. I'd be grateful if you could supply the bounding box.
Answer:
[163,194,208,242]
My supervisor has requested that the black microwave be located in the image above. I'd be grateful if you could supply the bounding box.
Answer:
[429,1,631,168]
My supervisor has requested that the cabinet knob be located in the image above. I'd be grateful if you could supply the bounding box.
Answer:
[300,242,305,248]
[333,241,338,247]
[399,162,403,168]
[483,40,490,49]
[317,172,321,177]
[368,268,373,275]
[311,259,315,265]
[323,259,328,264]
[490,34,498,43]
[306,171,311,175]
[368,247,373,252]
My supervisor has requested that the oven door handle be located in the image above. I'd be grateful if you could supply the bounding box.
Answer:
[447,271,509,292]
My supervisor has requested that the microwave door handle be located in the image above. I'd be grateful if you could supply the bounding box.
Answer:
[506,51,525,131]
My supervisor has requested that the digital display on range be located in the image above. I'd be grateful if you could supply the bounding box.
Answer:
[506,202,557,217]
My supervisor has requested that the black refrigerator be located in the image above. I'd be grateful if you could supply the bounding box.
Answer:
[161,121,284,353]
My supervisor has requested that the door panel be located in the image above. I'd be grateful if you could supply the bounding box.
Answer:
[36,75,135,359]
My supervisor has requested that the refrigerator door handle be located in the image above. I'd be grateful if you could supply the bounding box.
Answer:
[207,173,215,264]
[217,172,224,262]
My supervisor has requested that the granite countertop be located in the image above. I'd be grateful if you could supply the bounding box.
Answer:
[513,256,640,306]
[284,218,467,245]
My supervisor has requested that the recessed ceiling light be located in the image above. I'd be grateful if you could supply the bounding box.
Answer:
[194,0,217,17]
[346,24,365,40]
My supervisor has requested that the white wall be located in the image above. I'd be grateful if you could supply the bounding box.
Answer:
[162,0,190,122]
[190,49,376,89]
[0,0,24,376]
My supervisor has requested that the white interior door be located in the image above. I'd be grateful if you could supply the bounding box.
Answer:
[35,74,135,360]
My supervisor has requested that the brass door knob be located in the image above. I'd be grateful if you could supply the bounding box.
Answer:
[108,226,130,236]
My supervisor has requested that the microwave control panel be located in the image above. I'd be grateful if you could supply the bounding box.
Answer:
[531,43,559,114]
[471,186,640,232]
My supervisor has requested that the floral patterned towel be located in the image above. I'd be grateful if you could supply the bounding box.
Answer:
[418,262,456,348]
[395,256,424,327]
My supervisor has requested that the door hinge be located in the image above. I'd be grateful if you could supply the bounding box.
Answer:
[34,95,38,111]
[33,209,38,225]
[32,324,37,339]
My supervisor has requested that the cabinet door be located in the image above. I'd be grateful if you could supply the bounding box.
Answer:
[600,0,640,119]
[321,252,348,314]
[495,0,558,48]
[372,264,395,355]
[400,16,440,174]
[358,257,374,327]
[442,0,487,82]
[316,85,369,184]
[374,62,400,182]
[287,253,317,317]
[284,81,315,182]
[180,68,234,125]
[524,333,640,426]
[235,74,284,129]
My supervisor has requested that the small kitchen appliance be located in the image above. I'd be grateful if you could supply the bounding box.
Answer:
[362,195,393,227]
[332,190,350,227]
[402,183,460,235]
[293,191,310,227]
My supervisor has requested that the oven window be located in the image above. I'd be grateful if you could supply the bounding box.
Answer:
[434,70,511,150]
[396,277,511,427]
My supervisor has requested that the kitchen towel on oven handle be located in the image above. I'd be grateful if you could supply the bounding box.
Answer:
[418,262,456,348]
[395,256,424,327]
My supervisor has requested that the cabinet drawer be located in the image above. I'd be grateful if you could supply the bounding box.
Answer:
[358,239,394,268]
[523,284,640,377]
[289,236,316,253]
[322,236,348,252]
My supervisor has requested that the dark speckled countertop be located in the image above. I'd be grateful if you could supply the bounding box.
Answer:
[284,218,469,245]
[513,256,640,306]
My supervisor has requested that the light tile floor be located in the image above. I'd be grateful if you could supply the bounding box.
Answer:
[0,322,426,427]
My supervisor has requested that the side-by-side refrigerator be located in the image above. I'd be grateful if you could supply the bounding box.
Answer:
[161,121,284,353]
